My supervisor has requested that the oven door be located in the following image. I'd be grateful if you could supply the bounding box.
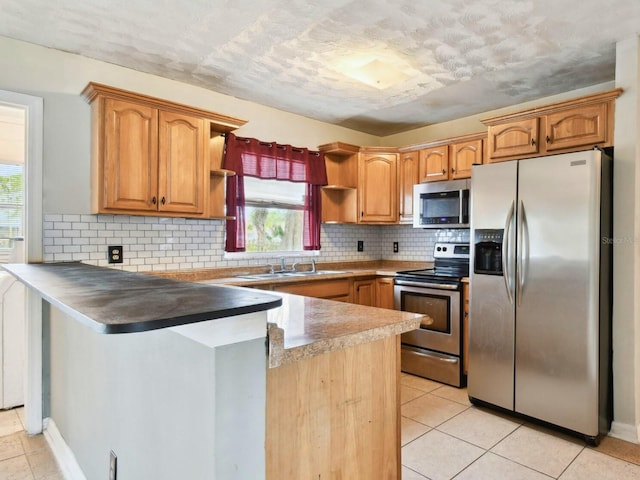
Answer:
[394,281,460,355]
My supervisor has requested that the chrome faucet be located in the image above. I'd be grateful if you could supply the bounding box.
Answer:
[311,259,316,273]
[280,257,286,272]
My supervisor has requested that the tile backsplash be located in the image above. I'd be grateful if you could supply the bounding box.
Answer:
[43,214,469,272]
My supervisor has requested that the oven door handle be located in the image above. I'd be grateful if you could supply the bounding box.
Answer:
[394,280,459,290]
[405,348,459,364]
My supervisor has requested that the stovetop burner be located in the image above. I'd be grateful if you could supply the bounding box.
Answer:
[396,242,470,283]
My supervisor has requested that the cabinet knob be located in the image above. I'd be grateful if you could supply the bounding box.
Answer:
[161,197,166,205]
[152,196,157,205]
[451,167,456,173]
[442,169,446,175]
[531,138,536,146]
[546,135,551,143]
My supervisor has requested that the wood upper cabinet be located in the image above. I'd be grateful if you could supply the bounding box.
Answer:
[483,88,622,163]
[544,103,608,152]
[158,111,206,214]
[418,146,449,182]
[102,98,159,212]
[398,150,419,223]
[412,132,486,182]
[318,142,359,224]
[487,118,539,161]
[83,82,246,218]
[358,149,398,224]
[450,138,484,179]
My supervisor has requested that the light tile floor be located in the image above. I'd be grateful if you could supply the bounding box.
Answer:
[401,373,640,480]
[2,376,640,479]
[0,407,63,480]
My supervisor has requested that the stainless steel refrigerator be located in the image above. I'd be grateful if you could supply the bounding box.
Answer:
[468,149,612,444]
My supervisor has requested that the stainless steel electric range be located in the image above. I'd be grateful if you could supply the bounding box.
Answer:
[394,242,470,387]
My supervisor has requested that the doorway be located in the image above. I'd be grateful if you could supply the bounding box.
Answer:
[0,90,42,424]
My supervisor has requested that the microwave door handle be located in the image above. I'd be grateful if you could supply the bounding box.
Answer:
[503,200,515,304]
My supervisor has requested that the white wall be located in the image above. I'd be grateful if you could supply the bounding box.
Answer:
[611,35,640,443]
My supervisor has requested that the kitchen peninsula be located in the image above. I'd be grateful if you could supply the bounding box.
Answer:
[4,262,423,480]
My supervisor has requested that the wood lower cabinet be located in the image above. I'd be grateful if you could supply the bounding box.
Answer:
[82,82,246,218]
[483,89,622,163]
[274,278,352,302]
[353,278,376,306]
[266,335,401,479]
[376,277,396,310]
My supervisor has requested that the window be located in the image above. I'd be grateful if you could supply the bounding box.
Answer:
[222,133,327,253]
[244,177,305,252]
[0,164,24,262]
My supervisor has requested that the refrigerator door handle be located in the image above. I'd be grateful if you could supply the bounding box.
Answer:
[517,200,529,306]
[503,200,515,304]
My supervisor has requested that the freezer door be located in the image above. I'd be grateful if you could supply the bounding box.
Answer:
[468,161,517,410]
[515,150,602,436]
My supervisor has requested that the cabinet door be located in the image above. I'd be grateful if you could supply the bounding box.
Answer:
[158,111,206,214]
[398,151,419,223]
[375,277,395,310]
[544,103,607,152]
[487,118,539,162]
[353,279,375,306]
[102,98,158,211]
[450,139,483,179]
[418,146,449,182]
[359,153,398,223]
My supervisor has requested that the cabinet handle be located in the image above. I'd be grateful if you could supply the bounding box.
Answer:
[546,135,551,143]
[531,138,536,146]
[152,196,157,205]
[451,167,456,173]
[161,197,166,205]
[361,211,364,217]
[441,169,446,175]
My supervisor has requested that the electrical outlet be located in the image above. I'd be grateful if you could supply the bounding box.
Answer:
[357,240,364,252]
[109,451,117,480]
[108,246,123,264]
[393,241,399,253]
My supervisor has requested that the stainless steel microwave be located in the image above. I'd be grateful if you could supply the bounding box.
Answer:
[413,179,471,228]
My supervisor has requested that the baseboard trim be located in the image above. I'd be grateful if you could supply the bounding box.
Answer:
[609,420,640,444]
[43,418,87,480]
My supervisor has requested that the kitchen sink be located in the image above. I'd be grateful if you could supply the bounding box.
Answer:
[236,270,348,280]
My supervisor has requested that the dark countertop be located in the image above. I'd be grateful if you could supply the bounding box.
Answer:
[3,262,282,334]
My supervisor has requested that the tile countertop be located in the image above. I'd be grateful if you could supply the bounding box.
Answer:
[2,262,283,334]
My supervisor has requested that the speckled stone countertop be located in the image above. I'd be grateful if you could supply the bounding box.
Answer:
[152,260,433,287]
[265,292,424,368]
[2,262,282,334]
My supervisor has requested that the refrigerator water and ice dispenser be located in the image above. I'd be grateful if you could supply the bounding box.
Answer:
[474,229,504,275]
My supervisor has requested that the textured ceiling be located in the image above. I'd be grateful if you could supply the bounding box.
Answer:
[1,0,639,135]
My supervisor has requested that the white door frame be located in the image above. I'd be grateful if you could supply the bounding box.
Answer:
[0,89,43,434]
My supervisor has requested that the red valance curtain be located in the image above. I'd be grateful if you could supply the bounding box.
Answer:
[223,133,327,252]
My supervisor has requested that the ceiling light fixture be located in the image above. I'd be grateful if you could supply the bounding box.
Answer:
[331,52,419,90]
